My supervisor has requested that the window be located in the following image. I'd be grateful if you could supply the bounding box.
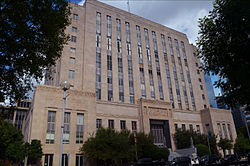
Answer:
[227,124,233,140]
[200,85,203,90]
[204,104,207,108]
[61,154,69,166]
[70,57,75,64]
[72,27,77,32]
[198,78,202,82]
[205,124,210,133]
[108,119,114,129]
[63,112,70,144]
[132,121,137,131]
[75,154,83,166]
[196,125,200,134]
[217,123,222,139]
[71,36,77,42]
[202,94,205,100]
[73,14,78,20]
[197,69,200,74]
[182,124,186,131]
[120,120,126,130]
[44,154,53,166]
[46,111,56,144]
[175,124,178,131]
[196,63,198,67]
[222,124,228,139]
[68,70,75,79]
[70,47,76,53]
[96,119,102,129]
[189,124,193,131]
[76,114,84,144]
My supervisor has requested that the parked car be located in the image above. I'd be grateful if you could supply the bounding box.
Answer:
[170,157,191,166]
[132,158,165,166]
[199,154,220,165]
[221,154,239,165]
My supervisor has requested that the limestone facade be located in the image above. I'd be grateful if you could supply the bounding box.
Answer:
[24,0,237,165]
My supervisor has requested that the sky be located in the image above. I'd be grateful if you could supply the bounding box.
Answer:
[76,0,221,96]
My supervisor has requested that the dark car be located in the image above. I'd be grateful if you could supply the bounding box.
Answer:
[199,154,220,166]
[221,154,239,165]
[170,157,191,166]
[133,158,165,166]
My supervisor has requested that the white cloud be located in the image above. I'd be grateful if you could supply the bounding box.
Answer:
[78,0,85,6]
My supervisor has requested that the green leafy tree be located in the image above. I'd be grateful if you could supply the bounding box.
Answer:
[197,0,250,109]
[217,138,233,157]
[174,130,219,155]
[25,140,43,165]
[174,129,191,149]
[0,120,25,164]
[81,128,170,165]
[81,128,133,165]
[130,132,169,161]
[0,0,70,104]
[195,144,210,157]
[234,133,250,156]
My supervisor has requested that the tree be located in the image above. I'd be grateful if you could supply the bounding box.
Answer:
[81,128,170,165]
[195,144,210,157]
[217,138,233,157]
[174,129,191,149]
[0,120,25,164]
[0,0,70,104]
[174,130,219,155]
[197,0,250,109]
[130,132,169,161]
[25,140,43,165]
[81,128,133,165]
[234,132,250,156]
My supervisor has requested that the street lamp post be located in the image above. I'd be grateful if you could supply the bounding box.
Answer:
[59,81,70,166]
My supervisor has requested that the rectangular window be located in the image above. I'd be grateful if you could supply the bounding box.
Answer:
[227,124,233,140]
[62,154,69,166]
[132,121,137,131]
[222,124,228,139]
[205,124,210,133]
[63,112,70,144]
[204,104,207,108]
[73,14,78,20]
[76,114,84,144]
[71,36,77,42]
[217,123,222,139]
[200,85,203,90]
[197,70,200,74]
[96,12,102,100]
[182,124,186,131]
[72,27,77,32]
[175,124,178,131]
[70,47,76,53]
[96,119,102,129]
[108,119,114,129]
[196,125,200,134]
[120,120,126,130]
[189,124,193,131]
[202,94,205,100]
[44,154,53,166]
[75,154,83,166]
[46,111,56,144]
[68,70,75,79]
[70,57,75,64]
